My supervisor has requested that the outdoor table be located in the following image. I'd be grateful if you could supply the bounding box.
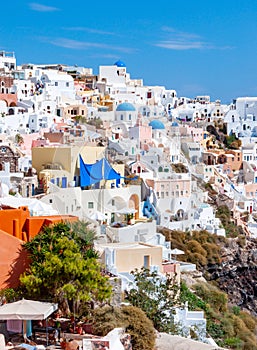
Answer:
[32,326,55,342]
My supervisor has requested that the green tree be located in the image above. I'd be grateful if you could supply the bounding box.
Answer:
[225,134,242,150]
[125,267,180,333]
[15,133,24,145]
[20,221,112,315]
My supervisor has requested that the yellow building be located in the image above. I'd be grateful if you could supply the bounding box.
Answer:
[32,144,125,192]
[32,145,106,191]
[99,242,163,274]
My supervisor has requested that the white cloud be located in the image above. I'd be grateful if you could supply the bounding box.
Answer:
[41,37,136,53]
[155,27,232,50]
[156,40,206,50]
[63,27,118,36]
[29,3,60,12]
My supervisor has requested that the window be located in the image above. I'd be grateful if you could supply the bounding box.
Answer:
[49,199,52,203]
[144,255,150,268]
[129,114,131,120]
[120,115,123,120]
[55,82,58,86]
[66,82,69,87]
[88,202,94,209]
[112,199,115,206]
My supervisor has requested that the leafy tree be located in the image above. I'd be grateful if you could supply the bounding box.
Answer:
[171,163,188,173]
[20,221,112,315]
[125,267,180,333]
[15,133,24,145]
[225,134,242,150]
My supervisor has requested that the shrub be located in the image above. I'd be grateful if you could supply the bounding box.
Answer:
[202,242,221,264]
[187,252,207,269]
[224,337,242,348]
[193,283,227,313]
[186,240,207,256]
[91,305,156,350]
[179,282,207,311]
[233,315,255,342]
[221,315,235,338]
[239,311,257,332]
[232,306,240,316]
[121,305,156,350]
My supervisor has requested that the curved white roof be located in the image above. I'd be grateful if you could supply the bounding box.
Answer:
[42,70,73,82]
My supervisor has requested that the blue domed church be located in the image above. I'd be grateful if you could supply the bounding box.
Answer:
[115,102,137,126]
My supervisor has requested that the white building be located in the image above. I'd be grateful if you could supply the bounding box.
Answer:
[0,51,16,72]
[115,102,137,126]
[224,97,257,139]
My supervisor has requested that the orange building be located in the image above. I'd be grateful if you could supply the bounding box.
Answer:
[0,230,28,289]
[0,205,78,289]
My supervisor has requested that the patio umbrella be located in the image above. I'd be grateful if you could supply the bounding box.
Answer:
[0,299,58,345]
[116,207,137,214]
[170,248,185,255]
[170,248,185,261]
[89,211,106,221]
[0,299,58,320]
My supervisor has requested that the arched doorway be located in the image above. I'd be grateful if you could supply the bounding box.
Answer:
[129,194,139,219]
[176,209,185,221]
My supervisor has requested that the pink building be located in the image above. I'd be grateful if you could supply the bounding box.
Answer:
[147,174,191,200]
[180,125,204,143]
[130,155,153,179]
[244,183,257,200]
[129,115,152,150]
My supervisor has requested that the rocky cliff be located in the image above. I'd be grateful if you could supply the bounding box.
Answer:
[207,237,257,316]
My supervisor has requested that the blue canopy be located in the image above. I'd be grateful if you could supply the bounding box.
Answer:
[79,155,122,187]
[103,158,122,181]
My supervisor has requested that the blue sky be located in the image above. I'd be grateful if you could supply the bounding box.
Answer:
[1,0,257,103]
